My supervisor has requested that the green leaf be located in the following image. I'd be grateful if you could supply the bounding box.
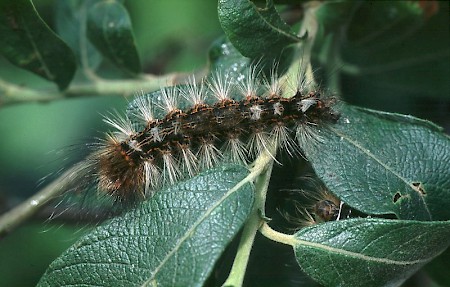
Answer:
[312,1,450,105]
[218,0,302,59]
[0,0,76,90]
[54,0,103,70]
[302,103,450,221]
[38,165,253,287]
[424,247,450,287]
[208,36,251,81]
[87,0,141,75]
[293,218,450,287]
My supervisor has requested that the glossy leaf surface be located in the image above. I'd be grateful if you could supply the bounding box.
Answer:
[218,0,301,59]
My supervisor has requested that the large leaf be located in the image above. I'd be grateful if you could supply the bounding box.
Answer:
[302,103,450,221]
[87,0,141,75]
[218,0,301,59]
[293,218,450,287]
[38,165,253,287]
[0,0,76,90]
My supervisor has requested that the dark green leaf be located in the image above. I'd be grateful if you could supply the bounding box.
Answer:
[424,247,450,287]
[303,103,450,220]
[55,0,103,70]
[294,218,450,287]
[38,165,253,287]
[0,0,76,90]
[312,1,450,106]
[208,36,251,81]
[218,0,302,59]
[87,0,141,75]
[206,36,293,96]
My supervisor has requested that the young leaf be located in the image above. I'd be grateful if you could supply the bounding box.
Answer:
[87,0,141,75]
[303,103,450,221]
[218,0,302,59]
[38,165,253,287]
[293,218,450,287]
[0,0,76,90]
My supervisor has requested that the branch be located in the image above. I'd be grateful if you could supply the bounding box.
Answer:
[0,163,85,238]
[222,150,274,287]
[0,73,184,106]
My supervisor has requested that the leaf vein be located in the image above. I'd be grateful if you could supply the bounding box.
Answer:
[295,239,429,266]
[330,126,432,219]
[140,169,255,286]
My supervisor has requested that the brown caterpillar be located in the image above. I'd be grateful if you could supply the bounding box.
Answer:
[75,66,339,201]
[278,177,346,229]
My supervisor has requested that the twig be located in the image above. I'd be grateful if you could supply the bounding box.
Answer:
[0,73,183,106]
[0,163,84,238]
[222,151,274,287]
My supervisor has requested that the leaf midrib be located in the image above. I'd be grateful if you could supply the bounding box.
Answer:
[294,238,431,266]
[329,126,432,219]
[141,172,252,286]
[250,1,300,42]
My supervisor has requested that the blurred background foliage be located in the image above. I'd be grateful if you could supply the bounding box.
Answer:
[0,1,448,286]
[0,1,222,286]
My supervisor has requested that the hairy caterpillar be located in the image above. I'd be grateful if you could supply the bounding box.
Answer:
[71,65,339,202]
[278,176,348,229]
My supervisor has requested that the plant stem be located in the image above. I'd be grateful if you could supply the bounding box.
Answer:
[259,222,297,246]
[222,153,274,287]
[0,73,180,106]
[0,163,84,238]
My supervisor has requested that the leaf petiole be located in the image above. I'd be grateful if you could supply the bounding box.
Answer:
[222,151,274,287]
